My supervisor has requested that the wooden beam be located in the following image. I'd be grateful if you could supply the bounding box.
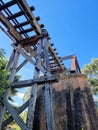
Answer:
[19,27,34,34]
[61,54,76,61]
[0,45,21,130]
[2,100,29,129]
[2,99,28,130]
[0,0,17,11]
[43,38,56,130]
[13,45,51,76]
[0,12,22,41]
[26,40,42,130]
[17,0,42,34]
[11,76,58,88]
[7,6,35,20]
[14,20,31,28]
[2,86,44,129]
[48,43,64,71]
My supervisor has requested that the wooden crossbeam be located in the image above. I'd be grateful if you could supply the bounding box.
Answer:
[14,16,40,28]
[2,99,28,130]
[17,0,42,34]
[0,12,22,40]
[19,27,34,34]
[19,25,44,34]
[61,54,81,73]
[48,44,64,71]
[11,76,58,88]
[13,45,51,76]
[7,6,35,20]
[2,86,44,129]
[0,0,17,11]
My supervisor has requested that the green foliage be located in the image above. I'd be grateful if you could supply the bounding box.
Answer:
[0,49,9,97]
[82,58,98,78]
[82,58,98,94]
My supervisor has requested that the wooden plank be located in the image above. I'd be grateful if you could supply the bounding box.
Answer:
[3,100,28,130]
[0,12,22,41]
[45,84,55,130]
[7,6,35,20]
[5,49,16,70]
[61,54,76,60]
[2,86,44,129]
[14,16,40,28]
[19,27,34,34]
[13,45,51,76]
[2,100,29,129]
[0,46,20,130]
[17,0,42,34]
[16,49,36,72]
[48,43,64,71]
[43,38,56,130]
[0,0,17,11]
[16,59,28,72]
[26,40,42,130]
[11,76,58,88]
[14,20,31,28]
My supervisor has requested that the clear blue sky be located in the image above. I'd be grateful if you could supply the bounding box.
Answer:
[0,0,98,105]
[0,0,98,68]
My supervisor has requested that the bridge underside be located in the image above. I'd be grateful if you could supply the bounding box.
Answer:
[0,1,98,130]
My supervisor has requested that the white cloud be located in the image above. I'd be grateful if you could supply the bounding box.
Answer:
[12,102,18,107]
[16,92,24,99]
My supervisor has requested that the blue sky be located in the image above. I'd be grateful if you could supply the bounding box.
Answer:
[0,0,98,105]
[1,0,98,68]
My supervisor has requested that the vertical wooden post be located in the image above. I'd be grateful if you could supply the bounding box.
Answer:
[43,38,56,130]
[26,39,42,130]
[71,56,76,73]
[0,45,21,130]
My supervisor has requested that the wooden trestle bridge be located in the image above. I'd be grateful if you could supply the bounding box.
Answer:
[0,0,98,130]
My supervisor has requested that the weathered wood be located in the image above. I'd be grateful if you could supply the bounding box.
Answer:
[2,99,28,130]
[0,0,17,11]
[14,16,40,28]
[48,44,64,71]
[5,49,16,70]
[13,45,51,76]
[7,6,35,20]
[19,27,35,34]
[16,49,36,72]
[2,100,29,129]
[0,45,21,130]
[11,76,58,88]
[2,86,45,129]
[43,38,56,130]
[16,59,28,72]
[0,12,22,41]
[17,0,42,34]
[26,39,42,130]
